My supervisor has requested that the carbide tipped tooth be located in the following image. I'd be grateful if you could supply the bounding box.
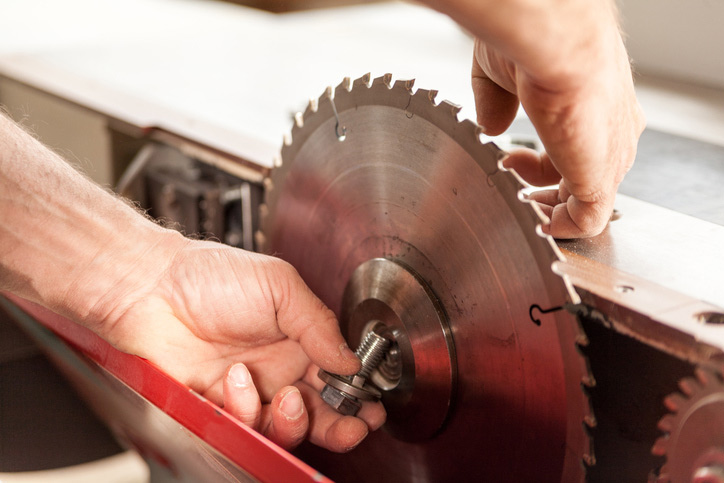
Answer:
[441,100,462,118]
[460,119,478,138]
[664,393,687,412]
[651,436,669,456]
[581,357,595,386]
[393,78,415,93]
[320,86,333,100]
[507,166,528,189]
[357,72,371,88]
[696,367,717,387]
[475,126,488,144]
[294,112,304,128]
[657,414,677,433]
[371,74,391,88]
[561,274,582,305]
[382,73,393,87]
[283,132,292,147]
[308,97,319,113]
[341,76,352,91]
[254,230,266,252]
[583,412,597,428]
[427,89,439,104]
[678,377,699,397]
[506,170,528,193]
[528,199,552,225]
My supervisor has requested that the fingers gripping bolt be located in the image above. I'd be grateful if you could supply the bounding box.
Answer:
[318,328,392,416]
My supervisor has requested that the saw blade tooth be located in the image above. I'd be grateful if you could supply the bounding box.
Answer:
[440,99,462,120]
[319,85,333,101]
[383,72,393,88]
[412,88,438,106]
[273,154,283,168]
[307,96,319,114]
[527,199,551,225]
[371,73,393,89]
[475,125,486,143]
[695,367,718,387]
[256,201,269,253]
[678,377,700,397]
[353,72,372,89]
[506,165,529,188]
[258,201,269,218]
[581,381,597,427]
[664,393,687,412]
[340,76,352,92]
[294,112,304,128]
[540,231,582,306]
[283,132,292,147]
[582,429,596,466]
[580,353,595,386]
[657,414,677,433]
[547,239,568,263]
[459,119,479,138]
[575,324,590,347]
[393,78,416,94]
[651,435,669,456]
[254,230,266,253]
[561,272,582,305]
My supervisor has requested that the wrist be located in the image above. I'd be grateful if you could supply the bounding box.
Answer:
[0,113,190,335]
[65,217,190,335]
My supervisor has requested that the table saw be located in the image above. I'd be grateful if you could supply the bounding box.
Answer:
[1,1,724,481]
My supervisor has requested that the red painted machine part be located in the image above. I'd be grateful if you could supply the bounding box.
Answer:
[4,294,331,483]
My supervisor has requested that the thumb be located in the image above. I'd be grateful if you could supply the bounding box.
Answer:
[472,40,520,136]
[266,258,360,376]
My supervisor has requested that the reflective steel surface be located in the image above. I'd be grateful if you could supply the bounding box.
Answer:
[260,74,592,482]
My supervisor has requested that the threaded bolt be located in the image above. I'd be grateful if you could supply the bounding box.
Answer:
[355,330,392,379]
[318,326,392,416]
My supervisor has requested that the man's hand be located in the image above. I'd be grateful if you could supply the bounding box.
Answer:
[96,239,386,452]
[472,37,645,238]
[0,113,383,452]
[425,0,646,238]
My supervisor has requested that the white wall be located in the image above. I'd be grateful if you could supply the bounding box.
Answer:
[620,0,724,89]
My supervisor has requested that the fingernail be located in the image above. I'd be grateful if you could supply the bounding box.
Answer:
[339,343,357,361]
[345,428,368,452]
[228,364,252,388]
[280,388,304,421]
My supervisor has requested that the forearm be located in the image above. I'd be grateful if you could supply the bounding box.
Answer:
[421,0,621,88]
[0,113,185,331]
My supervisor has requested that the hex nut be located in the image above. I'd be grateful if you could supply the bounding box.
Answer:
[321,385,362,416]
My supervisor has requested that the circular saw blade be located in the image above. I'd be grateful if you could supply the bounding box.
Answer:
[652,367,724,483]
[259,74,592,482]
